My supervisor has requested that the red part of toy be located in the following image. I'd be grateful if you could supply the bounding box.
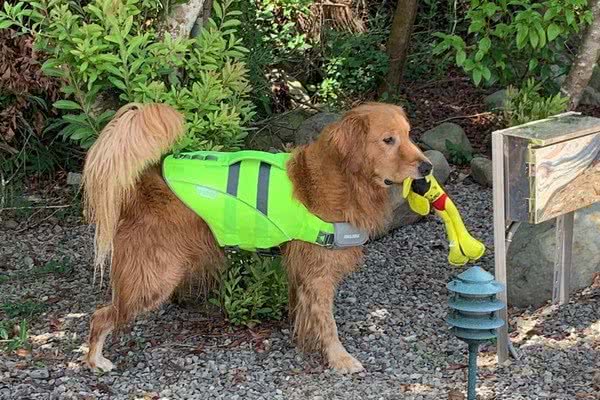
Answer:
[432,193,448,211]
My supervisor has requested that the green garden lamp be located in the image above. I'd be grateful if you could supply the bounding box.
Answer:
[447,266,506,400]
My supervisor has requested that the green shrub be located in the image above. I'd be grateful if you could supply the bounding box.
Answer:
[0,0,255,152]
[253,0,313,63]
[503,78,569,126]
[318,27,389,106]
[433,0,593,87]
[210,251,287,327]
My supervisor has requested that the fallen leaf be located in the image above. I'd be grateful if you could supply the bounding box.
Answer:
[592,272,600,289]
[448,389,465,400]
[49,318,62,332]
[15,348,31,357]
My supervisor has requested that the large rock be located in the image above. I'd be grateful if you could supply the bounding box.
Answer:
[246,109,312,151]
[579,86,600,106]
[420,122,473,159]
[587,63,600,92]
[578,63,600,106]
[484,89,507,110]
[554,63,600,106]
[470,157,493,187]
[294,112,340,145]
[507,203,600,307]
[424,150,451,184]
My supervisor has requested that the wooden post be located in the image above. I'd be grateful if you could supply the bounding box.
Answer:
[552,212,575,305]
[492,131,510,363]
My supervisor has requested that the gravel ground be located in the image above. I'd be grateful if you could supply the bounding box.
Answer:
[1,180,599,400]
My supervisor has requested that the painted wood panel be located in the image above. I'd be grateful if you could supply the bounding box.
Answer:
[531,132,600,223]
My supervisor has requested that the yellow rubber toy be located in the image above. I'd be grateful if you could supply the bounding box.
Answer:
[402,175,485,266]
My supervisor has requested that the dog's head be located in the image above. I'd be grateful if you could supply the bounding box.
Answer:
[325,102,431,188]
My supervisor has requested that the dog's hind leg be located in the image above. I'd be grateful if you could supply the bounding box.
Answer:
[85,172,222,371]
[86,305,116,371]
[284,242,364,374]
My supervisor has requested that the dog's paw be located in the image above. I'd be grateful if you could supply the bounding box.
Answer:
[328,352,364,374]
[87,356,115,372]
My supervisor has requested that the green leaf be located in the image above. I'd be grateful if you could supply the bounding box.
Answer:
[104,34,121,44]
[98,54,120,63]
[213,0,223,20]
[463,59,476,72]
[473,69,483,86]
[103,64,124,78]
[481,66,491,81]
[108,76,127,91]
[62,114,88,125]
[516,26,528,49]
[547,23,561,41]
[543,8,556,22]
[0,20,13,29]
[222,19,240,28]
[474,50,484,62]
[528,59,538,71]
[536,24,546,48]
[566,10,575,26]
[479,37,491,53]
[70,126,93,140]
[432,41,450,55]
[529,29,539,49]
[468,20,485,34]
[455,50,466,66]
[123,15,133,37]
[53,100,82,110]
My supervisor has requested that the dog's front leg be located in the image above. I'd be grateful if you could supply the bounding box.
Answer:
[285,244,364,373]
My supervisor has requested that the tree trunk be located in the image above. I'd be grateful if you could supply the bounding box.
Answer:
[379,0,418,96]
[165,0,208,39]
[561,0,600,110]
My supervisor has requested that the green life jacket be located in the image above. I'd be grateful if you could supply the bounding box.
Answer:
[162,150,368,253]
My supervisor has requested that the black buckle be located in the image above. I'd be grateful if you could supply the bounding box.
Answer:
[316,231,335,248]
[256,247,282,257]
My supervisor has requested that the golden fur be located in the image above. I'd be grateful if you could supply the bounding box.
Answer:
[83,102,430,373]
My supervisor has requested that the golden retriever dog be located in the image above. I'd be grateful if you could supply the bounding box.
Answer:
[83,102,431,373]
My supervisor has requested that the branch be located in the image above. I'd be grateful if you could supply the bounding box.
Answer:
[165,0,208,40]
[435,112,493,124]
[560,1,600,110]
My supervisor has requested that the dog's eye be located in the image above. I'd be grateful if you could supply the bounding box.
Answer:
[383,137,395,145]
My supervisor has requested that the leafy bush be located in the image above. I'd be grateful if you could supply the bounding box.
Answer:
[318,26,389,105]
[433,0,593,87]
[210,251,287,327]
[0,0,255,152]
[503,78,568,126]
[0,26,67,177]
[253,0,313,63]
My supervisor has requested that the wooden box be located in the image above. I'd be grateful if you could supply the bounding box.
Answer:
[495,112,600,224]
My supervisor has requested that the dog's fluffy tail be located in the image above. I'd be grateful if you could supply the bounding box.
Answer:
[83,103,185,282]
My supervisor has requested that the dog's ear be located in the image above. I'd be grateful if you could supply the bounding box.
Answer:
[326,111,369,174]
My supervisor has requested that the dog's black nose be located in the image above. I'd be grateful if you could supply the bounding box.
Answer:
[418,161,433,176]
